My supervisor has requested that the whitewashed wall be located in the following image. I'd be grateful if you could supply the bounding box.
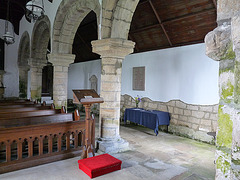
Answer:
[67,43,219,105]
[122,43,219,105]
[4,36,20,97]
[68,60,101,99]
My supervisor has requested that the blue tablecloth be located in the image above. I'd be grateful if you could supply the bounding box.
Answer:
[124,108,170,135]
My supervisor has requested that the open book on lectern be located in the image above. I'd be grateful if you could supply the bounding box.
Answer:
[72,89,104,105]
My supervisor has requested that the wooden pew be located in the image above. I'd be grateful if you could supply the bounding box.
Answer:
[0,99,31,103]
[0,101,93,175]
[0,109,62,119]
[0,101,37,106]
[0,102,54,109]
[0,99,48,108]
[0,106,52,113]
[0,120,86,174]
[0,113,77,128]
[0,104,70,127]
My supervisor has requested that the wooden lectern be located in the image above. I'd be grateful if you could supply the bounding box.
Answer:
[72,89,104,159]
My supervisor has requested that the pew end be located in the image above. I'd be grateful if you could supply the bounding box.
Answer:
[51,103,55,110]
[42,101,46,106]
[61,106,66,113]
[74,109,80,121]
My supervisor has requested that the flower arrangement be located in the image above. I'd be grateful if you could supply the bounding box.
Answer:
[134,95,141,108]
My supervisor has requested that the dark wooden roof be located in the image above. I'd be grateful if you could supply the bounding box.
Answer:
[129,0,217,53]
[73,0,217,63]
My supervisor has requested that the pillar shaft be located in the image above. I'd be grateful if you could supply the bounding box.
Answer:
[48,53,75,109]
[0,70,5,99]
[99,57,122,138]
[19,66,29,98]
[92,38,135,152]
[28,58,46,100]
[205,4,240,178]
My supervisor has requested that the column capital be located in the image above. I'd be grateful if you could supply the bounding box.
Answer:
[48,53,75,67]
[92,38,135,58]
[28,58,47,69]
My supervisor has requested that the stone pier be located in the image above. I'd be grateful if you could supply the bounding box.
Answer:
[18,65,30,98]
[0,70,5,99]
[28,58,46,101]
[205,0,240,178]
[92,38,135,153]
[48,53,75,109]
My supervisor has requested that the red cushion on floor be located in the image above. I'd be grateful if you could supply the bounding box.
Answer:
[78,154,122,178]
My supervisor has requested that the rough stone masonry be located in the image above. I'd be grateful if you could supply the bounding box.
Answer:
[205,0,240,179]
[121,94,218,144]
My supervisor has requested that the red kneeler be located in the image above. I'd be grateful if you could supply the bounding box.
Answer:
[78,154,122,179]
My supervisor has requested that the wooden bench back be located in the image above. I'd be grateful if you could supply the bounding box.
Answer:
[0,106,52,113]
[0,120,86,174]
[0,113,75,128]
[0,109,61,119]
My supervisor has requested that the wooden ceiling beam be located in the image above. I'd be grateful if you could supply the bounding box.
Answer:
[129,24,160,34]
[138,0,149,6]
[137,39,204,53]
[148,0,172,46]
[212,0,217,9]
[129,8,216,36]
[162,8,216,25]
[129,8,216,35]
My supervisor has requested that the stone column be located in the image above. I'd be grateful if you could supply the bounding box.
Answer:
[231,16,240,180]
[0,70,5,99]
[28,58,46,101]
[205,1,240,178]
[92,38,135,153]
[48,53,75,109]
[19,65,30,98]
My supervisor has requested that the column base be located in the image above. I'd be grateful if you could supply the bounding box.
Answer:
[97,137,129,153]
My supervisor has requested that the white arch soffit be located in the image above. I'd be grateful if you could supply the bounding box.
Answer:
[111,0,139,39]
[52,0,100,54]
[18,31,30,66]
[31,16,51,59]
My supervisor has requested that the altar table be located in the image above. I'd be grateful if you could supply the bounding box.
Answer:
[124,108,170,135]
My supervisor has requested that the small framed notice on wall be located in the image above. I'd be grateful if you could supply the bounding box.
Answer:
[132,66,145,91]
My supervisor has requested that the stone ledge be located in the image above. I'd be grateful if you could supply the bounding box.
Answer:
[168,124,215,145]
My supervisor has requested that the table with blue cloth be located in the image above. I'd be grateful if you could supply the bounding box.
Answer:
[124,108,170,135]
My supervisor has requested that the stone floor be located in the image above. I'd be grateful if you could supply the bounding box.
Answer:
[0,122,216,180]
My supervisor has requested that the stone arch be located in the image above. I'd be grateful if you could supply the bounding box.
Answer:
[30,15,51,100]
[18,31,30,98]
[110,0,139,39]
[52,0,100,54]
[31,15,51,60]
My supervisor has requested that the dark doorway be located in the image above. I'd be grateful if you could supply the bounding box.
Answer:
[42,63,53,98]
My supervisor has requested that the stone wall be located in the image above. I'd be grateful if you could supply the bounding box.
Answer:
[205,0,240,178]
[121,94,218,144]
